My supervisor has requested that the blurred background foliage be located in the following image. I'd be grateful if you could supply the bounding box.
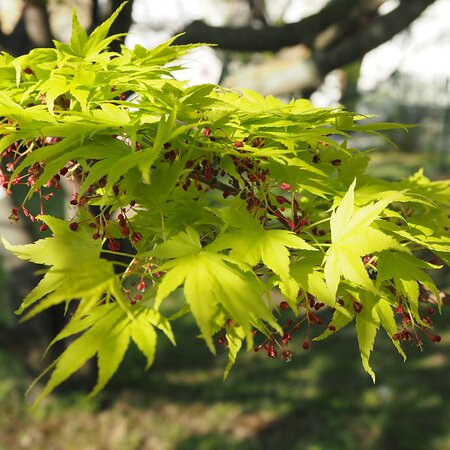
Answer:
[0,1,449,449]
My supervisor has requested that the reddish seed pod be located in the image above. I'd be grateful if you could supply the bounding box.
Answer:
[134,294,143,301]
[276,195,289,204]
[69,222,79,231]
[279,301,289,311]
[218,336,228,346]
[302,340,310,350]
[267,347,277,358]
[280,183,291,191]
[331,159,341,166]
[328,325,336,332]
[233,140,244,148]
[39,223,49,232]
[422,316,433,326]
[362,255,371,265]
[430,334,441,343]
[108,239,120,251]
[282,332,292,346]
[353,302,363,313]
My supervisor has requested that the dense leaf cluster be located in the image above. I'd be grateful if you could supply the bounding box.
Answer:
[0,6,449,403]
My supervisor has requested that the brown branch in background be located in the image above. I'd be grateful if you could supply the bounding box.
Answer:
[315,0,436,74]
[175,0,362,52]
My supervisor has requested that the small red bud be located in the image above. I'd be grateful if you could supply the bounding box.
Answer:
[280,183,291,191]
[108,239,120,251]
[430,334,441,343]
[279,301,289,310]
[218,336,228,346]
[136,280,147,292]
[276,195,289,204]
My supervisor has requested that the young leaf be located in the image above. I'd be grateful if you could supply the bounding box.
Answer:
[355,292,379,382]
[324,179,404,297]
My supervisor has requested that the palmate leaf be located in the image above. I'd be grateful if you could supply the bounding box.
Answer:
[212,227,315,281]
[210,204,315,279]
[324,179,404,297]
[1,215,119,318]
[152,229,280,352]
[32,302,164,404]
